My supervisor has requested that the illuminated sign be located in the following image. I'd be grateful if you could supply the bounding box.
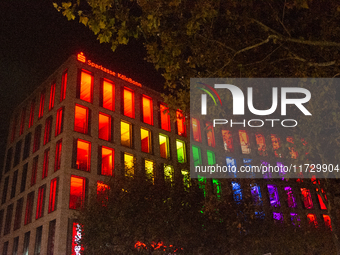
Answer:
[77,52,142,87]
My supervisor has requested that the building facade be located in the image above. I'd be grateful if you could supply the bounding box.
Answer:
[0,53,333,255]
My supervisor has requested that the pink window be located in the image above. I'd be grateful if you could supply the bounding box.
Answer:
[160,104,171,131]
[98,113,111,141]
[70,176,86,209]
[101,147,114,176]
[142,95,153,125]
[191,118,201,142]
[48,178,58,213]
[42,148,49,179]
[123,87,135,118]
[222,130,234,152]
[176,110,186,136]
[75,139,91,172]
[49,82,56,111]
[301,188,313,209]
[60,70,67,102]
[205,122,215,147]
[55,107,64,136]
[36,185,45,219]
[55,139,62,171]
[79,70,93,103]
[38,90,45,119]
[74,105,89,134]
[19,107,26,136]
[101,79,115,111]
[239,130,251,154]
[29,100,35,128]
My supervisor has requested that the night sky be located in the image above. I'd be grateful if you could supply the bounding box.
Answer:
[0,0,164,170]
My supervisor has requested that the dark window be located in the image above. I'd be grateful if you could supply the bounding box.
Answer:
[4,203,13,235]
[5,147,13,173]
[13,198,23,231]
[29,99,35,128]
[0,209,4,237]
[20,106,26,136]
[44,116,53,145]
[11,115,17,142]
[10,170,18,199]
[47,220,56,255]
[60,69,67,102]
[34,226,42,255]
[13,140,22,167]
[23,231,30,255]
[55,139,62,171]
[23,133,32,160]
[24,192,34,225]
[12,236,19,255]
[20,163,28,193]
[2,241,8,255]
[31,156,38,186]
[33,125,42,153]
[1,177,9,204]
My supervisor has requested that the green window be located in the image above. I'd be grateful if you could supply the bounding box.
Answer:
[176,140,186,163]
[207,150,216,165]
[192,145,202,166]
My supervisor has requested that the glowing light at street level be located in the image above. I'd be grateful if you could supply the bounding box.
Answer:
[77,52,142,87]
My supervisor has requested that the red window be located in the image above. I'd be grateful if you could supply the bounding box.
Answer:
[55,139,62,171]
[205,122,215,147]
[11,116,17,142]
[123,87,135,118]
[307,214,317,227]
[75,139,91,171]
[316,188,327,210]
[71,222,84,254]
[38,90,45,119]
[222,130,234,152]
[36,185,45,219]
[101,79,115,111]
[142,95,153,125]
[255,133,267,156]
[48,178,58,213]
[160,104,171,131]
[141,128,151,153]
[33,125,42,152]
[98,113,111,141]
[176,110,186,136]
[74,105,89,134]
[191,118,201,142]
[29,99,35,128]
[49,82,56,110]
[55,107,64,136]
[42,149,49,179]
[271,134,282,158]
[31,156,38,186]
[101,147,114,176]
[19,107,26,136]
[44,116,52,145]
[301,188,313,209]
[97,181,109,202]
[79,70,93,103]
[60,69,67,102]
[70,175,86,209]
[24,192,34,225]
[323,215,332,230]
[239,130,251,154]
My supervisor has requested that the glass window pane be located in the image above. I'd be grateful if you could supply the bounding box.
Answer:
[176,140,186,163]
[101,147,114,176]
[121,121,131,147]
[99,113,111,141]
[142,95,153,125]
[159,134,169,159]
[74,105,88,134]
[124,153,134,177]
[102,80,114,111]
[141,128,151,153]
[80,70,93,102]
[123,88,135,118]
[76,140,91,172]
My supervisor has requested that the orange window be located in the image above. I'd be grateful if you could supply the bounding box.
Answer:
[48,178,58,213]
[74,105,88,134]
[54,139,62,171]
[205,122,215,147]
[29,100,35,128]
[101,147,114,176]
[69,176,86,209]
[160,104,171,131]
[38,90,45,119]
[36,185,45,219]
[19,107,26,136]
[75,139,91,172]
[42,148,49,179]
[121,121,132,147]
[60,69,67,102]
[123,87,135,118]
[271,134,282,158]
[239,130,251,154]
[97,181,110,201]
[55,107,64,136]
[141,128,151,153]
[287,136,298,159]
[79,70,93,103]
[222,130,234,152]
[255,133,267,156]
[142,95,153,125]
[11,116,17,142]
[192,118,201,142]
[99,113,111,141]
[307,214,317,227]
[101,79,115,111]
[323,215,332,230]
[44,117,52,145]
[49,82,56,111]
[176,110,186,136]
[159,134,169,159]
[301,188,313,209]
